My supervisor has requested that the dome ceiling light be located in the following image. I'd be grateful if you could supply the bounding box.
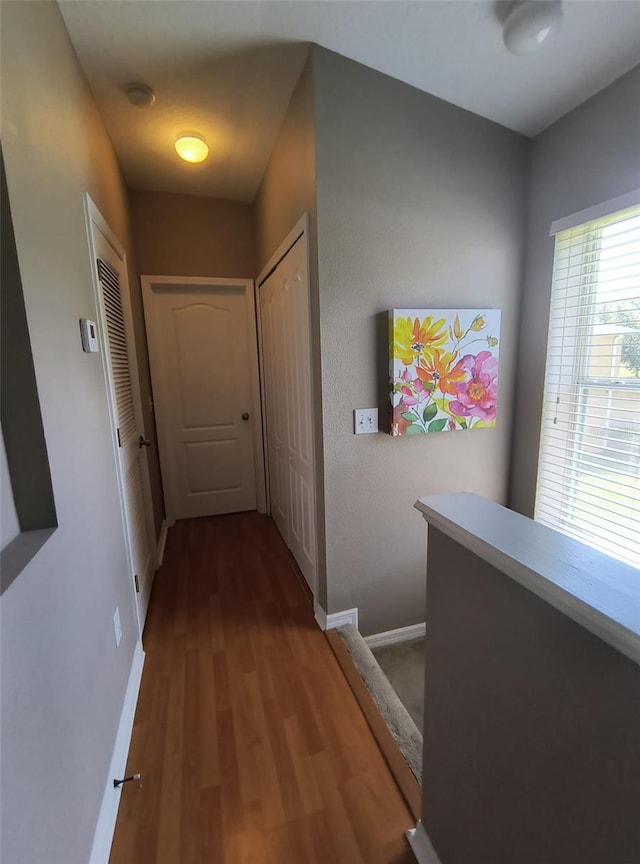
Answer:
[175,133,209,164]
[503,1,563,55]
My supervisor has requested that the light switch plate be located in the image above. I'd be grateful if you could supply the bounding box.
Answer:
[354,408,378,434]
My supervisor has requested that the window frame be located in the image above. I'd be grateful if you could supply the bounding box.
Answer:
[535,191,640,569]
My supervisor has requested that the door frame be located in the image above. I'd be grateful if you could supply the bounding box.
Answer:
[140,275,266,521]
[83,194,156,640]
[256,214,318,602]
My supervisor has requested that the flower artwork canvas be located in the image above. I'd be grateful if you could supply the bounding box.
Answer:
[389,308,501,436]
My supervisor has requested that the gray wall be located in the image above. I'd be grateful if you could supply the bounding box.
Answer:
[254,54,329,608]
[130,189,256,278]
[312,48,529,635]
[254,53,316,274]
[509,65,640,517]
[1,429,19,547]
[422,528,640,863]
[0,3,142,861]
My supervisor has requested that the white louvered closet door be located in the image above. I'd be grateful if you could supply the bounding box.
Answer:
[93,237,155,636]
[260,233,316,593]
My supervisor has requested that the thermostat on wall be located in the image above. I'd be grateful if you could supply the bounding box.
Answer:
[80,318,99,353]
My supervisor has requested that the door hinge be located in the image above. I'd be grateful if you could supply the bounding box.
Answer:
[134,573,140,593]
[116,427,122,447]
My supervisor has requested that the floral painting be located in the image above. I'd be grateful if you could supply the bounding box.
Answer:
[389,308,501,436]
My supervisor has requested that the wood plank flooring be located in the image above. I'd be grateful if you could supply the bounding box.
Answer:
[326,631,421,822]
[110,512,415,863]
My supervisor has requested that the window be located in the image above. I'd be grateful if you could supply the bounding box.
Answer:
[535,198,640,569]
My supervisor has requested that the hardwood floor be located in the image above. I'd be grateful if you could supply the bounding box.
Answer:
[110,512,415,863]
[326,631,421,822]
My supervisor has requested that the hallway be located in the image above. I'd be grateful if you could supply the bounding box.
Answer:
[110,512,415,863]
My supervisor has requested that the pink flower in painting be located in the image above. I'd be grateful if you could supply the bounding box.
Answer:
[450,351,498,421]
[397,369,417,407]
[396,369,430,410]
[400,385,418,407]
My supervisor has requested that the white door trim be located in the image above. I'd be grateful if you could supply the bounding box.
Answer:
[156,519,169,569]
[83,195,156,640]
[140,275,266,519]
[256,214,309,289]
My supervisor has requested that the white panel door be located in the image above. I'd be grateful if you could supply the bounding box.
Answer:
[260,233,316,591]
[143,278,259,521]
[87,204,156,637]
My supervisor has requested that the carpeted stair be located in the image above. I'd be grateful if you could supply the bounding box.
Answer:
[336,624,423,784]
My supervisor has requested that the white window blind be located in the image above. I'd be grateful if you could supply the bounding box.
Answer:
[535,203,640,570]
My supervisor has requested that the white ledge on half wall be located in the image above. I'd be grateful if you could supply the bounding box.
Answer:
[415,492,640,667]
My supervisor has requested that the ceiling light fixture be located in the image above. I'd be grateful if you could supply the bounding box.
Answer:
[126,83,155,108]
[175,133,209,164]
[503,1,563,55]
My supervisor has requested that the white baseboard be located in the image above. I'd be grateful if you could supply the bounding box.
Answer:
[327,607,358,629]
[89,640,145,864]
[156,520,169,569]
[406,821,442,864]
[365,622,426,649]
[314,603,358,631]
[314,602,327,630]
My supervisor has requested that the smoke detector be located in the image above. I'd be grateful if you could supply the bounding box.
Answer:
[126,83,155,108]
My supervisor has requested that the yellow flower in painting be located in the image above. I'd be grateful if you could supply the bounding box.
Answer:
[470,314,486,332]
[453,313,464,340]
[394,315,447,365]
[416,349,467,396]
[487,335,498,348]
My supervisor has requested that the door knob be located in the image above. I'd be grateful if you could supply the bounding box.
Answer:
[242,412,250,421]
[138,435,151,448]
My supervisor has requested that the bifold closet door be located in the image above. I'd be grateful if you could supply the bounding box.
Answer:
[260,234,316,593]
[260,276,289,542]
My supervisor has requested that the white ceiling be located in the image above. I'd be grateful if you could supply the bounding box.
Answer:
[59,1,640,203]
